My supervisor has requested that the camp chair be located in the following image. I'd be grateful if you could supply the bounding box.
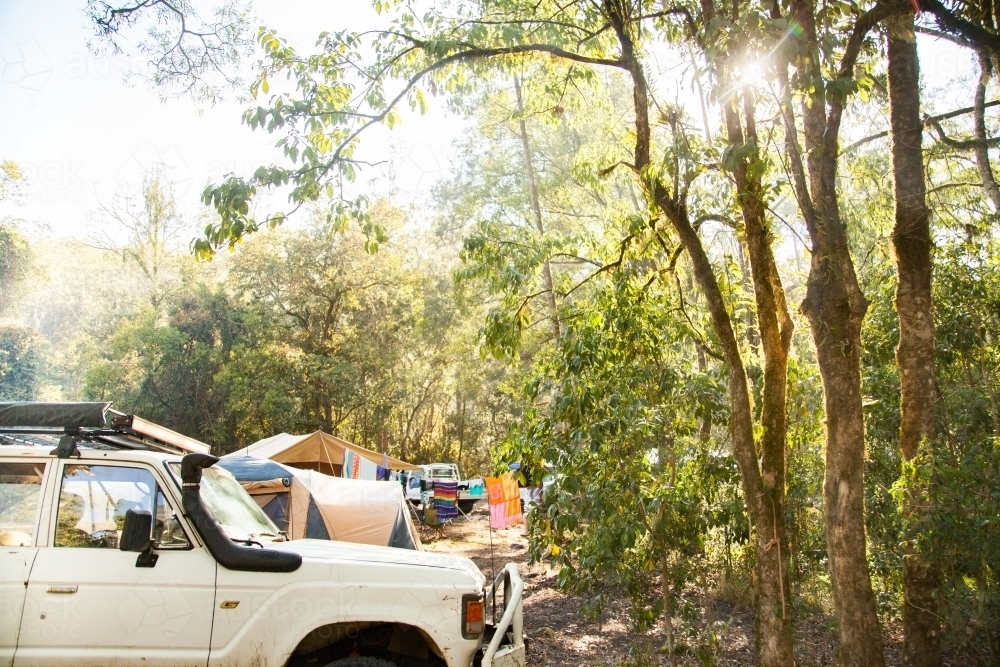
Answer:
[421,504,446,540]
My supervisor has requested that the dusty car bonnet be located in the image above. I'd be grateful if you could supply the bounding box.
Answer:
[269,538,486,586]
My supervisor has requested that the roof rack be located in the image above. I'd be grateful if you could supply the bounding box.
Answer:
[0,402,211,457]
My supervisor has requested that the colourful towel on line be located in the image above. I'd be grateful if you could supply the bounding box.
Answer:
[342,451,379,480]
[506,497,523,525]
[485,477,504,504]
[489,502,506,529]
[502,472,519,502]
[433,481,459,521]
[488,499,522,529]
[485,474,522,528]
[358,457,378,481]
[342,451,361,479]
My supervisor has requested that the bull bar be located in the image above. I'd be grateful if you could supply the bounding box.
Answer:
[481,563,526,667]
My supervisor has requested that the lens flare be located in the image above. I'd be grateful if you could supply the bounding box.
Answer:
[739,63,763,86]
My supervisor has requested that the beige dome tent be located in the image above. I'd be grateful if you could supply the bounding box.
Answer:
[216,457,422,550]
[235,431,420,477]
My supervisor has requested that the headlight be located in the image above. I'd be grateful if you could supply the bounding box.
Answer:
[461,593,484,639]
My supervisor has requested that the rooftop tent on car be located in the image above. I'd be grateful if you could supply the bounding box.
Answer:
[0,401,210,455]
[0,402,111,429]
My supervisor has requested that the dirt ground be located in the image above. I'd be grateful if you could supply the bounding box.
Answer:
[420,506,906,667]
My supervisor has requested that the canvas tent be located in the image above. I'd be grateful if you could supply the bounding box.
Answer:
[236,431,420,478]
[216,456,421,550]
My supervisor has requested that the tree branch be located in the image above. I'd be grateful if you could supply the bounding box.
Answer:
[974,50,1000,209]
[844,99,1000,153]
[914,24,974,48]
[922,0,1000,56]
[674,274,724,361]
[927,116,1000,149]
[560,233,636,298]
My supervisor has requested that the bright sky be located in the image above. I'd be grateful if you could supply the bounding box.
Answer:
[0,0,976,241]
[0,0,467,239]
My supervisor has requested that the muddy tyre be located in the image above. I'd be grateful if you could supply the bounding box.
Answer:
[324,658,398,667]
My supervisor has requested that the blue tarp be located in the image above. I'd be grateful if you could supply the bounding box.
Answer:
[217,456,292,483]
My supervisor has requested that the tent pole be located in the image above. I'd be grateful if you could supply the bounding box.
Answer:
[488,511,497,622]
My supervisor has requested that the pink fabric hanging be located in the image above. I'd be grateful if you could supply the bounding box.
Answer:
[486,475,522,529]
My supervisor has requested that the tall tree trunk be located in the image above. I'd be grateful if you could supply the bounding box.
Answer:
[661,555,677,666]
[802,151,884,667]
[974,51,1000,210]
[782,0,890,663]
[608,0,795,660]
[654,182,788,666]
[514,77,560,341]
[715,40,795,659]
[733,87,796,666]
[457,394,467,471]
[887,13,941,666]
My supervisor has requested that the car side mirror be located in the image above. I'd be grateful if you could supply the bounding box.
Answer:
[120,509,158,568]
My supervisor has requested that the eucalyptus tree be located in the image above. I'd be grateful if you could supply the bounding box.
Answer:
[857,155,1000,661]
[880,3,1000,661]
[446,74,640,358]
[691,9,800,661]
[772,3,994,662]
[0,160,25,202]
[886,9,940,666]
[89,173,191,310]
[0,161,31,314]
[84,288,239,442]
[764,1,921,662]
[0,326,39,401]
[227,213,415,439]
[194,1,806,662]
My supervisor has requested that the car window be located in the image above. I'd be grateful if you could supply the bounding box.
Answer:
[0,462,46,546]
[428,466,457,480]
[154,489,190,548]
[54,464,157,549]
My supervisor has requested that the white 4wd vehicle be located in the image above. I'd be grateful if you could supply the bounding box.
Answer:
[404,465,487,514]
[0,402,525,667]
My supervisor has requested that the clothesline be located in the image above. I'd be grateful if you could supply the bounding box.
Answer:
[342,450,402,482]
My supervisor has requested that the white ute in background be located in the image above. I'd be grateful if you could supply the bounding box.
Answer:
[404,463,489,514]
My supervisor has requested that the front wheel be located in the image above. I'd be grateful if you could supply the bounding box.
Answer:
[323,658,398,667]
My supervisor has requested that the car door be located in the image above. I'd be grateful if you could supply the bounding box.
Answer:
[14,461,216,667]
[0,459,50,667]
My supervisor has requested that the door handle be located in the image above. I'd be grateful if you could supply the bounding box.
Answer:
[46,585,78,594]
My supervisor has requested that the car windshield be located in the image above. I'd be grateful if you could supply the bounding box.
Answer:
[427,466,458,480]
[168,463,281,542]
